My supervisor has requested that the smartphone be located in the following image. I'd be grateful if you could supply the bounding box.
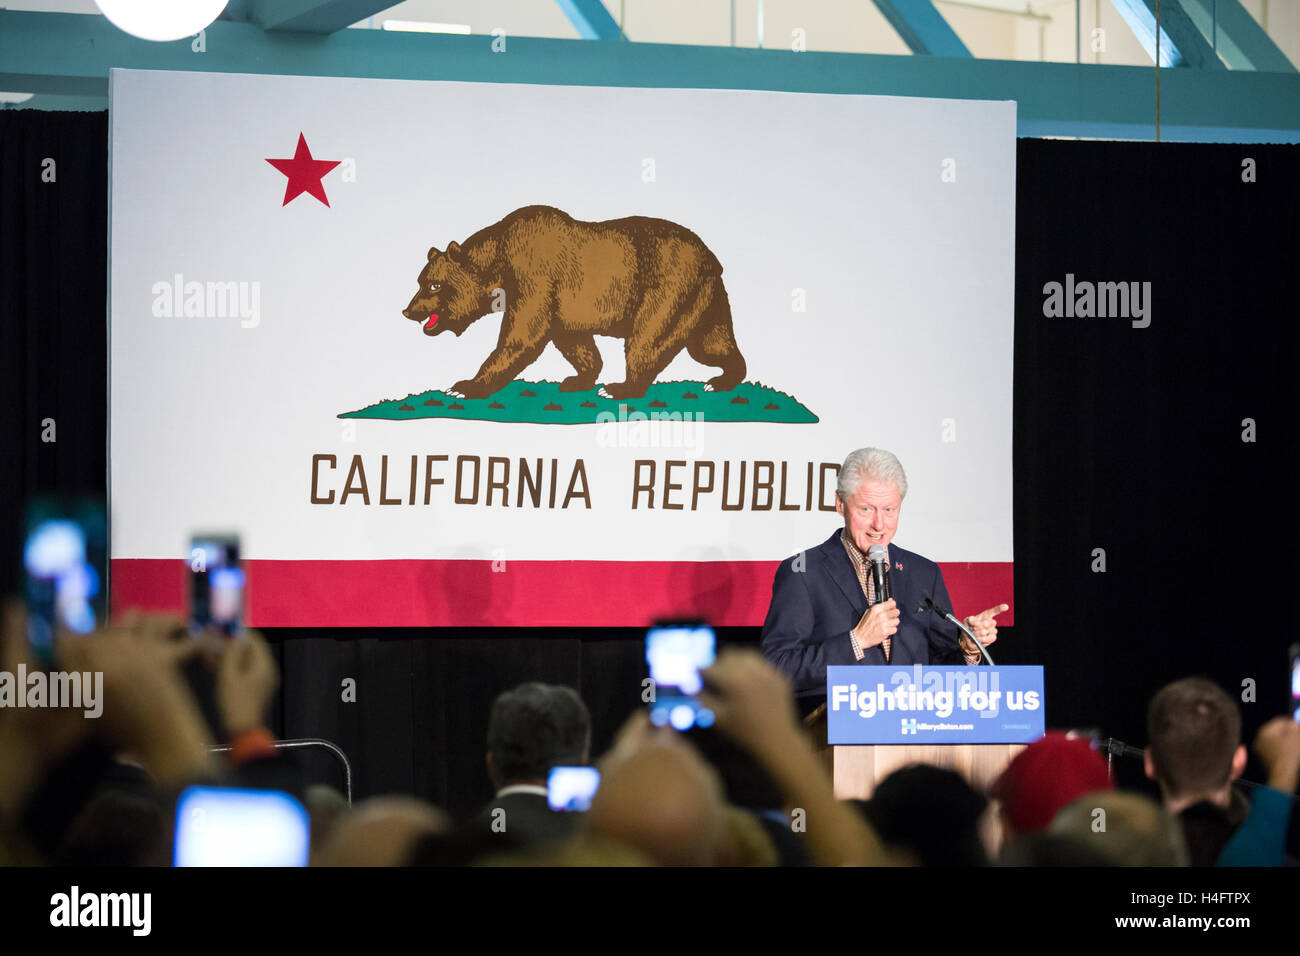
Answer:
[189,534,244,636]
[173,786,310,866]
[1290,644,1300,722]
[547,766,600,812]
[23,497,107,664]
[646,621,717,731]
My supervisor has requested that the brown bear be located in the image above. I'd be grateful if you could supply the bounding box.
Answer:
[402,205,746,400]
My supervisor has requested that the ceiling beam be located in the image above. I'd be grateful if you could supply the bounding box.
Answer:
[555,0,623,40]
[1109,0,1225,68]
[871,0,971,57]
[3,9,1298,142]
[1180,0,1296,72]
[252,0,393,33]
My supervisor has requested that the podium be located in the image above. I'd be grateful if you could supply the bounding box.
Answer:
[805,700,1027,850]
[809,665,1046,850]
[804,703,1026,799]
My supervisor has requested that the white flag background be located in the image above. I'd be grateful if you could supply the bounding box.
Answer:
[108,68,1015,627]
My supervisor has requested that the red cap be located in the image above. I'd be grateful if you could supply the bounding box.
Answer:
[992,732,1113,834]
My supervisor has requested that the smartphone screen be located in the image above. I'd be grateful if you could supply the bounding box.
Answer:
[189,535,244,636]
[547,766,600,811]
[23,498,107,664]
[173,786,310,866]
[1290,644,1300,723]
[646,622,717,731]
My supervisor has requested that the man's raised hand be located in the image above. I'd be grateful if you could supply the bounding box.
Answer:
[852,599,899,649]
[1254,716,1300,795]
[962,603,1008,647]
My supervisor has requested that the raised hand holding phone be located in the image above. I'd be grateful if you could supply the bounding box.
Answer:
[189,534,245,638]
[22,497,107,665]
[645,621,717,732]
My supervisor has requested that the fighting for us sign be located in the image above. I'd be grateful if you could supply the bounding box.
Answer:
[108,68,1015,628]
[827,666,1045,745]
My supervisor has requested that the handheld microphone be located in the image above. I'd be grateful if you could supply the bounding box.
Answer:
[867,544,891,603]
[919,593,995,666]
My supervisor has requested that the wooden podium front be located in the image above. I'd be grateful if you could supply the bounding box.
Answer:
[804,703,1026,800]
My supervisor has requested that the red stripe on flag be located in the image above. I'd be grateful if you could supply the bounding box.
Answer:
[110,558,1014,628]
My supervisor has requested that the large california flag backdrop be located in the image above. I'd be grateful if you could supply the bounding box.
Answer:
[109,68,1015,627]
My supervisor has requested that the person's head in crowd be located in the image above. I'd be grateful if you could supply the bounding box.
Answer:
[407,822,528,866]
[861,764,991,866]
[304,784,349,864]
[54,786,167,866]
[992,732,1112,840]
[996,832,1116,867]
[716,806,779,867]
[313,796,448,866]
[1144,677,1245,814]
[585,736,727,866]
[1050,790,1189,866]
[476,833,652,867]
[486,682,591,791]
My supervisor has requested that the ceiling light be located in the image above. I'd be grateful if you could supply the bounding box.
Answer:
[382,20,472,35]
[94,0,230,42]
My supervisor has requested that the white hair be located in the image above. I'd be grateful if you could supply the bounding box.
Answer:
[837,447,908,500]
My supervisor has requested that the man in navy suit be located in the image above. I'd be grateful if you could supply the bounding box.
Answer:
[760,447,1007,710]
[473,682,591,845]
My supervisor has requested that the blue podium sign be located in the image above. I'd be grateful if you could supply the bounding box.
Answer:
[826,665,1045,745]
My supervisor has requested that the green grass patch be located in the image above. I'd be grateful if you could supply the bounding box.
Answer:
[339,379,818,424]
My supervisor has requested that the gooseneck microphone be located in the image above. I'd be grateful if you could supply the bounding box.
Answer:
[866,544,891,603]
[919,593,995,665]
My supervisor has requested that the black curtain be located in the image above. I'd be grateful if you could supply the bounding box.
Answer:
[1014,138,1300,792]
[3,111,1297,816]
[0,111,109,587]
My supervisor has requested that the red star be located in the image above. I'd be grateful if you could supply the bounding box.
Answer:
[265,133,341,207]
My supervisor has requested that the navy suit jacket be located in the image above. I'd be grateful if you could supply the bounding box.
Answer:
[760,529,972,699]
[474,791,577,845]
